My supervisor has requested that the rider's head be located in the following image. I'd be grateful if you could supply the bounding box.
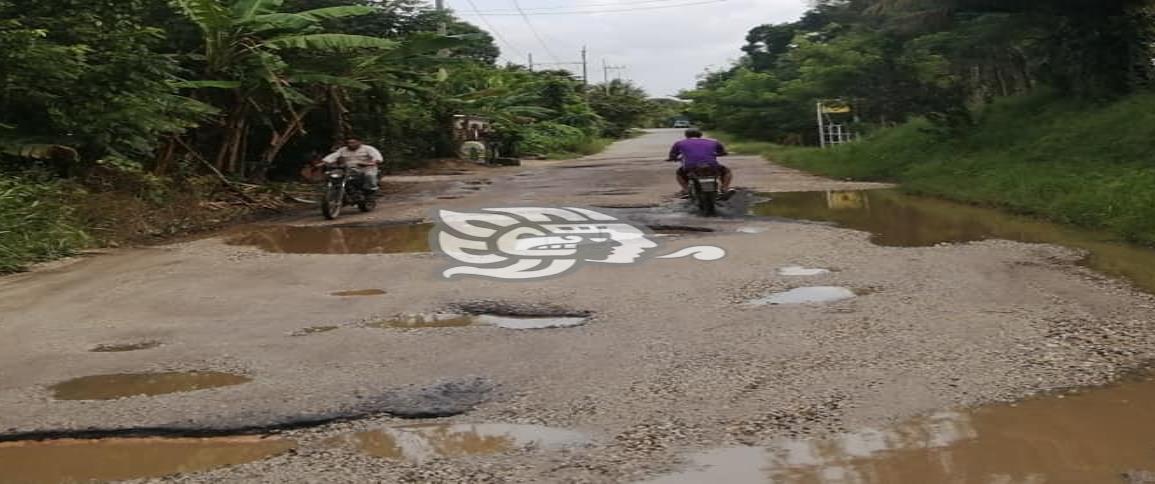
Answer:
[344,136,363,150]
[684,128,703,139]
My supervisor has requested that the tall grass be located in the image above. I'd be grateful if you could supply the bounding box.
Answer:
[0,175,89,272]
[770,91,1155,245]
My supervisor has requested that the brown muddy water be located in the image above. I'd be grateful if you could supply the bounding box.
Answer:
[368,313,590,330]
[227,223,432,254]
[327,423,590,462]
[51,371,251,400]
[0,436,294,483]
[644,377,1155,483]
[89,340,163,352]
[330,289,388,297]
[753,189,1155,294]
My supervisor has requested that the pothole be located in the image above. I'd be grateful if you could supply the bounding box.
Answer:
[50,372,252,401]
[592,203,660,209]
[330,289,387,297]
[226,223,432,254]
[326,424,590,462]
[291,326,340,337]
[777,266,832,277]
[368,313,476,329]
[648,225,716,235]
[746,287,859,306]
[0,436,295,483]
[89,341,163,353]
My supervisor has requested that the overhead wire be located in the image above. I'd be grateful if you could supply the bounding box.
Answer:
[509,0,563,62]
[456,0,527,58]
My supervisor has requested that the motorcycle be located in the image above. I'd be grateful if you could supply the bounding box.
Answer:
[320,164,377,220]
[685,166,723,217]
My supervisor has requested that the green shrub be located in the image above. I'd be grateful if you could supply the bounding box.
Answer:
[770,92,1155,245]
[0,175,89,272]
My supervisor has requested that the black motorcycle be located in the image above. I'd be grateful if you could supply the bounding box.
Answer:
[686,166,722,217]
[320,164,377,220]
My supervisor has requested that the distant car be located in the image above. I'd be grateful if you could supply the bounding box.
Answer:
[672,120,691,128]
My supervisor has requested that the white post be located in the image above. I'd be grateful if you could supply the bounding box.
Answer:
[817,101,826,148]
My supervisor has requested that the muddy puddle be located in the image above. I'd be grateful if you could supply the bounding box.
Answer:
[644,376,1155,483]
[747,287,858,306]
[778,266,832,277]
[0,436,294,483]
[369,313,589,330]
[328,423,589,462]
[291,326,340,336]
[51,371,251,400]
[753,189,1155,294]
[227,223,432,254]
[90,341,163,353]
[331,289,387,297]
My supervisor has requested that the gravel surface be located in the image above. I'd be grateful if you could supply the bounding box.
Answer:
[2,130,1155,482]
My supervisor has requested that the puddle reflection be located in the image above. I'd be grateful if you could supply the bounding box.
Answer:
[329,424,589,462]
[0,436,294,483]
[50,372,251,400]
[645,378,1155,483]
[753,190,1155,294]
[227,224,432,254]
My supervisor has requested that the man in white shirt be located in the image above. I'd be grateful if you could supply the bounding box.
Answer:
[322,136,384,193]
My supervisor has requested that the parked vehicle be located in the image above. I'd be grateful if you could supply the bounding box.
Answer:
[672,120,691,128]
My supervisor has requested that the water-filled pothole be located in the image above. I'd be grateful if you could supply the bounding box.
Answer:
[89,341,163,353]
[368,313,476,329]
[291,326,340,336]
[368,313,589,330]
[328,424,589,462]
[50,372,251,400]
[331,289,387,297]
[592,203,660,209]
[752,189,1155,294]
[643,377,1155,483]
[746,286,858,306]
[777,266,832,277]
[226,223,432,254]
[648,225,715,235]
[0,436,294,483]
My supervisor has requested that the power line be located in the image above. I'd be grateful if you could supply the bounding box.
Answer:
[510,0,562,62]
[457,0,526,58]
[461,0,726,16]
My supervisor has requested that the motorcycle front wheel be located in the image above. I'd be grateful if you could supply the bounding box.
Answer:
[321,183,345,220]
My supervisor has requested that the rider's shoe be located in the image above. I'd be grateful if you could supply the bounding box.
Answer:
[719,189,737,201]
[677,191,691,200]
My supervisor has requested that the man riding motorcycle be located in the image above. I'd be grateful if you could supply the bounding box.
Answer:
[667,128,734,199]
[321,136,383,195]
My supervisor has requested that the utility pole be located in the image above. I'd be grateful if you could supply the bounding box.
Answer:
[581,46,588,86]
[602,59,626,92]
[435,0,447,36]
[528,53,534,71]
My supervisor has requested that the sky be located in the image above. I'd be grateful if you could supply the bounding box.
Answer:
[443,0,810,97]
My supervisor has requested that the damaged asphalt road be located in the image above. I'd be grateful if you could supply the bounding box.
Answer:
[3,130,1155,482]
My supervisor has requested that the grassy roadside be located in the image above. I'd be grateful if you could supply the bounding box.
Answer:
[736,91,1155,245]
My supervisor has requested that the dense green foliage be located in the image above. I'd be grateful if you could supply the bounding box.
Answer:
[0,0,662,270]
[686,0,1155,143]
[771,92,1155,244]
[0,176,88,271]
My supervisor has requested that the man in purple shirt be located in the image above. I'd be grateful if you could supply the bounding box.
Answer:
[667,128,733,198]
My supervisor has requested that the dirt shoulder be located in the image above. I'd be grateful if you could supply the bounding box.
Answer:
[2,130,1154,483]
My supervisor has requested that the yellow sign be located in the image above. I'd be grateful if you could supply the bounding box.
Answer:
[822,104,851,114]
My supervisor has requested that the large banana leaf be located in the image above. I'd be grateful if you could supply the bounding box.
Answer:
[232,0,284,22]
[264,34,398,51]
[174,0,233,34]
[253,6,377,32]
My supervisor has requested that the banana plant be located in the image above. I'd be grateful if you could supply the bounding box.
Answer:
[172,0,403,174]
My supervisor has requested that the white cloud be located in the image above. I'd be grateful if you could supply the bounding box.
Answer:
[448,0,809,96]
